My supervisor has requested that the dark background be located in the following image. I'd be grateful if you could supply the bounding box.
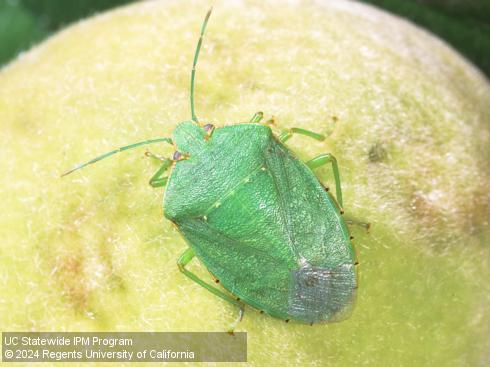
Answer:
[1,0,489,77]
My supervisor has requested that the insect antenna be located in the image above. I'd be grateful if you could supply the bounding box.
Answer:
[61,137,173,177]
[190,7,213,123]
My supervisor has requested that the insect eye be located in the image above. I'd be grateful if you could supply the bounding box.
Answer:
[203,123,215,139]
[203,123,214,132]
[173,151,185,161]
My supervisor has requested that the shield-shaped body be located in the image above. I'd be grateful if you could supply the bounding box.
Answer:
[164,121,356,323]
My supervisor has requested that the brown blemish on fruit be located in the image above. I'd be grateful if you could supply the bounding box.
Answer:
[55,254,90,311]
[47,202,128,315]
[368,142,388,163]
[409,178,490,248]
[409,189,447,229]
[99,241,127,293]
[459,181,490,236]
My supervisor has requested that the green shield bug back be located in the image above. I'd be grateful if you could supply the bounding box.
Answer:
[62,8,366,331]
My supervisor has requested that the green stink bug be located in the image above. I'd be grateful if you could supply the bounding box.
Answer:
[62,8,366,330]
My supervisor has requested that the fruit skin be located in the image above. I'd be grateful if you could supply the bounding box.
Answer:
[0,0,489,366]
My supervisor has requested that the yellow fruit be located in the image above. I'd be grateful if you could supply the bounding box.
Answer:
[1,1,489,365]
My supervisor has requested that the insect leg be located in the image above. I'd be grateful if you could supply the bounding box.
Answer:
[149,158,172,188]
[345,218,371,233]
[247,112,276,126]
[306,153,343,208]
[278,127,325,143]
[248,111,264,123]
[145,150,167,162]
[177,248,245,333]
[228,307,245,335]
